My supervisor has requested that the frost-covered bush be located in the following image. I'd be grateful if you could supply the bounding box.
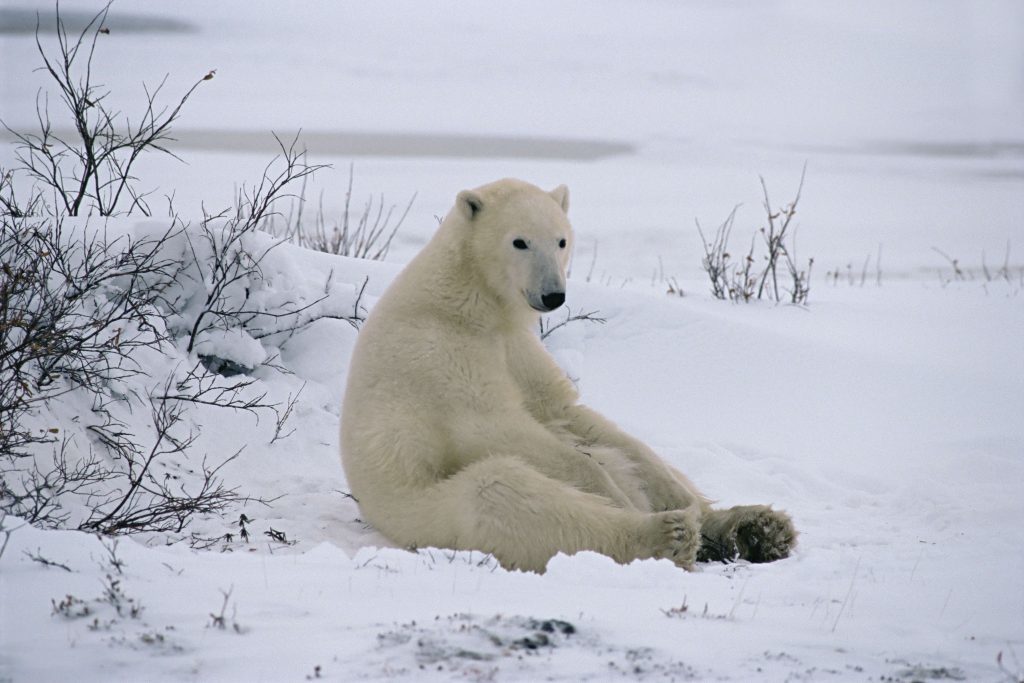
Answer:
[0,3,367,543]
[0,198,368,540]
[0,216,182,458]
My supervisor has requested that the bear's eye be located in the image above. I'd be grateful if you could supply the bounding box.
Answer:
[512,238,528,250]
[558,238,567,249]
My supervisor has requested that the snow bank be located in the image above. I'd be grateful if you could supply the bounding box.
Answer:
[2,227,1022,680]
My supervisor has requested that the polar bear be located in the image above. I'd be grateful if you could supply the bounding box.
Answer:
[340,178,796,572]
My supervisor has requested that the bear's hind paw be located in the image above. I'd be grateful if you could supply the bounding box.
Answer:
[735,507,797,563]
[698,505,797,564]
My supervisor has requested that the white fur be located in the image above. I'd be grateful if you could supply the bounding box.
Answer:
[340,178,795,572]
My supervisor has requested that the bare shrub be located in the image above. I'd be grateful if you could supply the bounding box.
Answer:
[696,205,751,301]
[826,244,883,288]
[931,242,1022,290]
[0,2,212,217]
[931,247,967,283]
[0,206,290,537]
[80,387,251,536]
[696,169,813,305]
[181,135,328,355]
[50,538,144,629]
[0,215,183,458]
[208,586,245,633]
[1,370,273,536]
[2,441,108,527]
[0,511,22,560]
[260,164,415,261]
[0,3,350,543]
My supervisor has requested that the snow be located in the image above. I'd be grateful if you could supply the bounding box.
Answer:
[2,1,1023,681]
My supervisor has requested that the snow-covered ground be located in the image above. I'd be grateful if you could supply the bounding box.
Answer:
[2,2,1023,681]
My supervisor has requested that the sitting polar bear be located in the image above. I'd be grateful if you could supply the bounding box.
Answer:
[340,178,796,572]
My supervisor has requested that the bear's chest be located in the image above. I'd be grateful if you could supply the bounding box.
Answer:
[422,337,524,412]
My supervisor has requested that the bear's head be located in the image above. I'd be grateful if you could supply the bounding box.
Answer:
[454,179,573,315]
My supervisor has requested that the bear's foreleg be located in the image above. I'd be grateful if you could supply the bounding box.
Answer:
[461,419,642,510]
[564,405,710,514]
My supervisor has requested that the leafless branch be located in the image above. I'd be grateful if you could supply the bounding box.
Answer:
[696,171,813,305]
[539,308,607,341]
[0,2,211,217]
[183,134,326,354]
[260,163,415,261]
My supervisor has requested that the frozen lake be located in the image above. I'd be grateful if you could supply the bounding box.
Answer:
[2,1,1022,282]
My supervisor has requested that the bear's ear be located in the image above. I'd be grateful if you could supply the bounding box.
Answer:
[456,190,484,221]
[549,184,570,214]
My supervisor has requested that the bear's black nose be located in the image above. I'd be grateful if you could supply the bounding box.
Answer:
[541,292,565,310]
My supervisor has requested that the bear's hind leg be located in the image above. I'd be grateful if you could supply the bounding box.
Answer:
[391,456,700,572]
[697,505,797,564]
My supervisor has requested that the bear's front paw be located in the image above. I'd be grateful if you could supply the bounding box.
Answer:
[644,510,701,570]
[698,505,797,564]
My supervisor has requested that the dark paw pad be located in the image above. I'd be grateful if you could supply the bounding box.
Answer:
[697,533,738,563]
[697,506,797,564]
[735,512,796,563]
